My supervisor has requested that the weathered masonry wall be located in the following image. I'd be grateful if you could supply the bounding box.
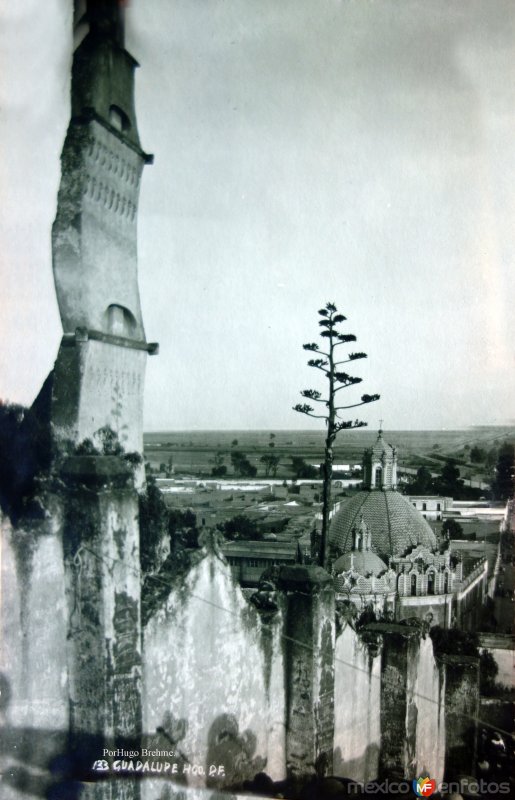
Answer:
[61,455,142,800]
[52,118,146,337]
[142,550,286,797]
[378,625,445,784]
[51,336,147,458]
[279,566,335,779]
[0,508,69,799]
[442,654,480,781]
[413,635,446,786]
[398,594,453,628]
[333,622,381,783]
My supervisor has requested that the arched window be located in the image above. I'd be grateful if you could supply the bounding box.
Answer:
[411,573,417,597]
[444,572,449,594]
[109,105,131,133]
[375,466,383,488]
[105,304,137,337]
[427,571,435,595]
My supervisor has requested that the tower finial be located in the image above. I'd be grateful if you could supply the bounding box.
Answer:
[378,419,383,434]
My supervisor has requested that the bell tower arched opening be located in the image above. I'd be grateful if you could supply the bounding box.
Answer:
[105,304,137,337]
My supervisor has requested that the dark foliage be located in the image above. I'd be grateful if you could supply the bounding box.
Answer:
[430,626,480,658]
[230,451,257,478]
[290,456,319,480]
[442,517,464,539]
[429,626,498,693]
[168,508,199,550]
[260,453,280,477]
[491,442,514,500]
[406,465,433,495]
[0,401,52,522]
[139,476,169,573]
[432,458,482,500]
[218,514,262,542]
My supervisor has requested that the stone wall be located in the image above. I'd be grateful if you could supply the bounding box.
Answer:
[398,594,453,628]
[0,508,69,799]
[51,336,147,458]
[378,624,445,784]
[413,635,446,786]
[442,654,480,780]
[61,455,143,800]
[333,622,381,783]
[142,548,286,796]
[278,566,335,779]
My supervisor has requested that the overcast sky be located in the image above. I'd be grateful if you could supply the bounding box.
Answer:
[1,0,514,431]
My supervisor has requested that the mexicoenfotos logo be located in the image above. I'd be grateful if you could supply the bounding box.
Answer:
[412,776,437,797]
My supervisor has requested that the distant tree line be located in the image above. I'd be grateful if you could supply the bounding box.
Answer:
[405,444,514,501]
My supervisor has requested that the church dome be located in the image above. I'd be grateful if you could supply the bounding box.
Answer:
[330,490,437,559]
[333,550,387,577]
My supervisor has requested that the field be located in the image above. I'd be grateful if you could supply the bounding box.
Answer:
[143,426,515,481]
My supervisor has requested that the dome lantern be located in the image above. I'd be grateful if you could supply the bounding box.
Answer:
[363,429,398,490]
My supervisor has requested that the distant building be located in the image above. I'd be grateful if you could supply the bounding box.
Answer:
[329,431,487,628]
[408,495,453,520]
[221,539,301,586]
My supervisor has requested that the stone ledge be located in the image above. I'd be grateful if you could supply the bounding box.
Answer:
[278,565,333,593]
[61,455,134,487]
[62,328,159,354]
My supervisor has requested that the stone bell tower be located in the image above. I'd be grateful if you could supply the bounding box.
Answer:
[50,0,157,457]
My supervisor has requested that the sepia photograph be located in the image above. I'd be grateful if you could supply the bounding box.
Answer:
[0,1,514,799]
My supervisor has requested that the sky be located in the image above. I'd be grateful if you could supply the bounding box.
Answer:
[1,0,514,431]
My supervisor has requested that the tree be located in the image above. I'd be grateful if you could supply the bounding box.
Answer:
[219,514,262,541]
[491,442,514,500]
[260,453,280,477]
[485,446,498,471]
[442,517,463,540]
[0,401,51,522]
[290,456,319,479]
[293,302,379,569]
[407,465,433,494]
[434,459,463,496]
[260,433,280,477]
[168,508,199,550]
[139,476,169,573]
[210,451,227,477]
[479,649,498,695]
[230,451,257,478]
[470,446,485,463]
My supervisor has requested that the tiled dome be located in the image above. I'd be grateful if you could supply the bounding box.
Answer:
[330,490,437,559]
[333,550,387,577]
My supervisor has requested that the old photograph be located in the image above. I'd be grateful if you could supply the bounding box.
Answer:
[0,1,514,799]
